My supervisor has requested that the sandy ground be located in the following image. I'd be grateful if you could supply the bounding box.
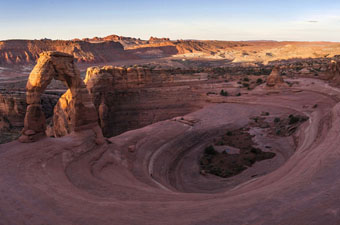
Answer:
[1,78,340,224]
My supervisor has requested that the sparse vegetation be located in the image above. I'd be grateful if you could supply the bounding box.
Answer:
[199,128,276,178]
[220,89,228,96]
[289,114,301,124]
[274,117,280,123]
[256,78,263,84]
[204,145,217,155]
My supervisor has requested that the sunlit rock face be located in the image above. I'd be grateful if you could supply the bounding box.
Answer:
[19,51,103,143]
[266,66,285,87]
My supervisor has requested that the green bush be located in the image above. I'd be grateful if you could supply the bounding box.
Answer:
[204,145,217,155]
[289,115,300,124]
[220,89,229,96]
[256,78,263,84]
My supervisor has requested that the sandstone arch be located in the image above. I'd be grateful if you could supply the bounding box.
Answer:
[19,51,104,143]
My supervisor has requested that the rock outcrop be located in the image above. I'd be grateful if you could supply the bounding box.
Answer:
[149,36,170,42]
[19,51,104,143]
[328,60,340,84]
[0,91,58,131]
[0,92,26,130]
[52,66,214,138]
[266,66,285,87]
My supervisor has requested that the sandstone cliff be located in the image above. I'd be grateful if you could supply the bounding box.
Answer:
[52,66,212,138]
[0,39,134,65]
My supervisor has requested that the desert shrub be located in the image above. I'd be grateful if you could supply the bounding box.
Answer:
[243,83,249,88]
[216,140,224,146]
[226,131,233,136]
[288,115,300,124]
[220,89,229,96]
[236,93,241,96]
[204,145,217,155]
[243,77,249,82]
[274,117,280,123]
[256,78,263,84]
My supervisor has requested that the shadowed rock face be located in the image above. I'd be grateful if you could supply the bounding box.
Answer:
[52,66,209,138]
[19,51,104,143]
[0,92,27,130]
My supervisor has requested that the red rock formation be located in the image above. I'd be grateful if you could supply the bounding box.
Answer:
[52,66,213,137]
[19,51,104,144]
[329,60,340,80]
[0,39,134,65]
[3,37,340,66]
[0,92,26,130]
[149,36,170,42]
[266,66,285,87]
[0,91,58,131]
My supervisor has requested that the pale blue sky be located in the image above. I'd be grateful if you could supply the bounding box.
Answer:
[1,0,340,41]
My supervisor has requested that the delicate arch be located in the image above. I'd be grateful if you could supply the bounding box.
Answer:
[19,51,103,143]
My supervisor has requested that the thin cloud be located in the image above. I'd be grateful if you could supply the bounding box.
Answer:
[307,20,319,23]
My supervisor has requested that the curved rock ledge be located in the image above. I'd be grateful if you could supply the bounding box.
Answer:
[1,75,340,224]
